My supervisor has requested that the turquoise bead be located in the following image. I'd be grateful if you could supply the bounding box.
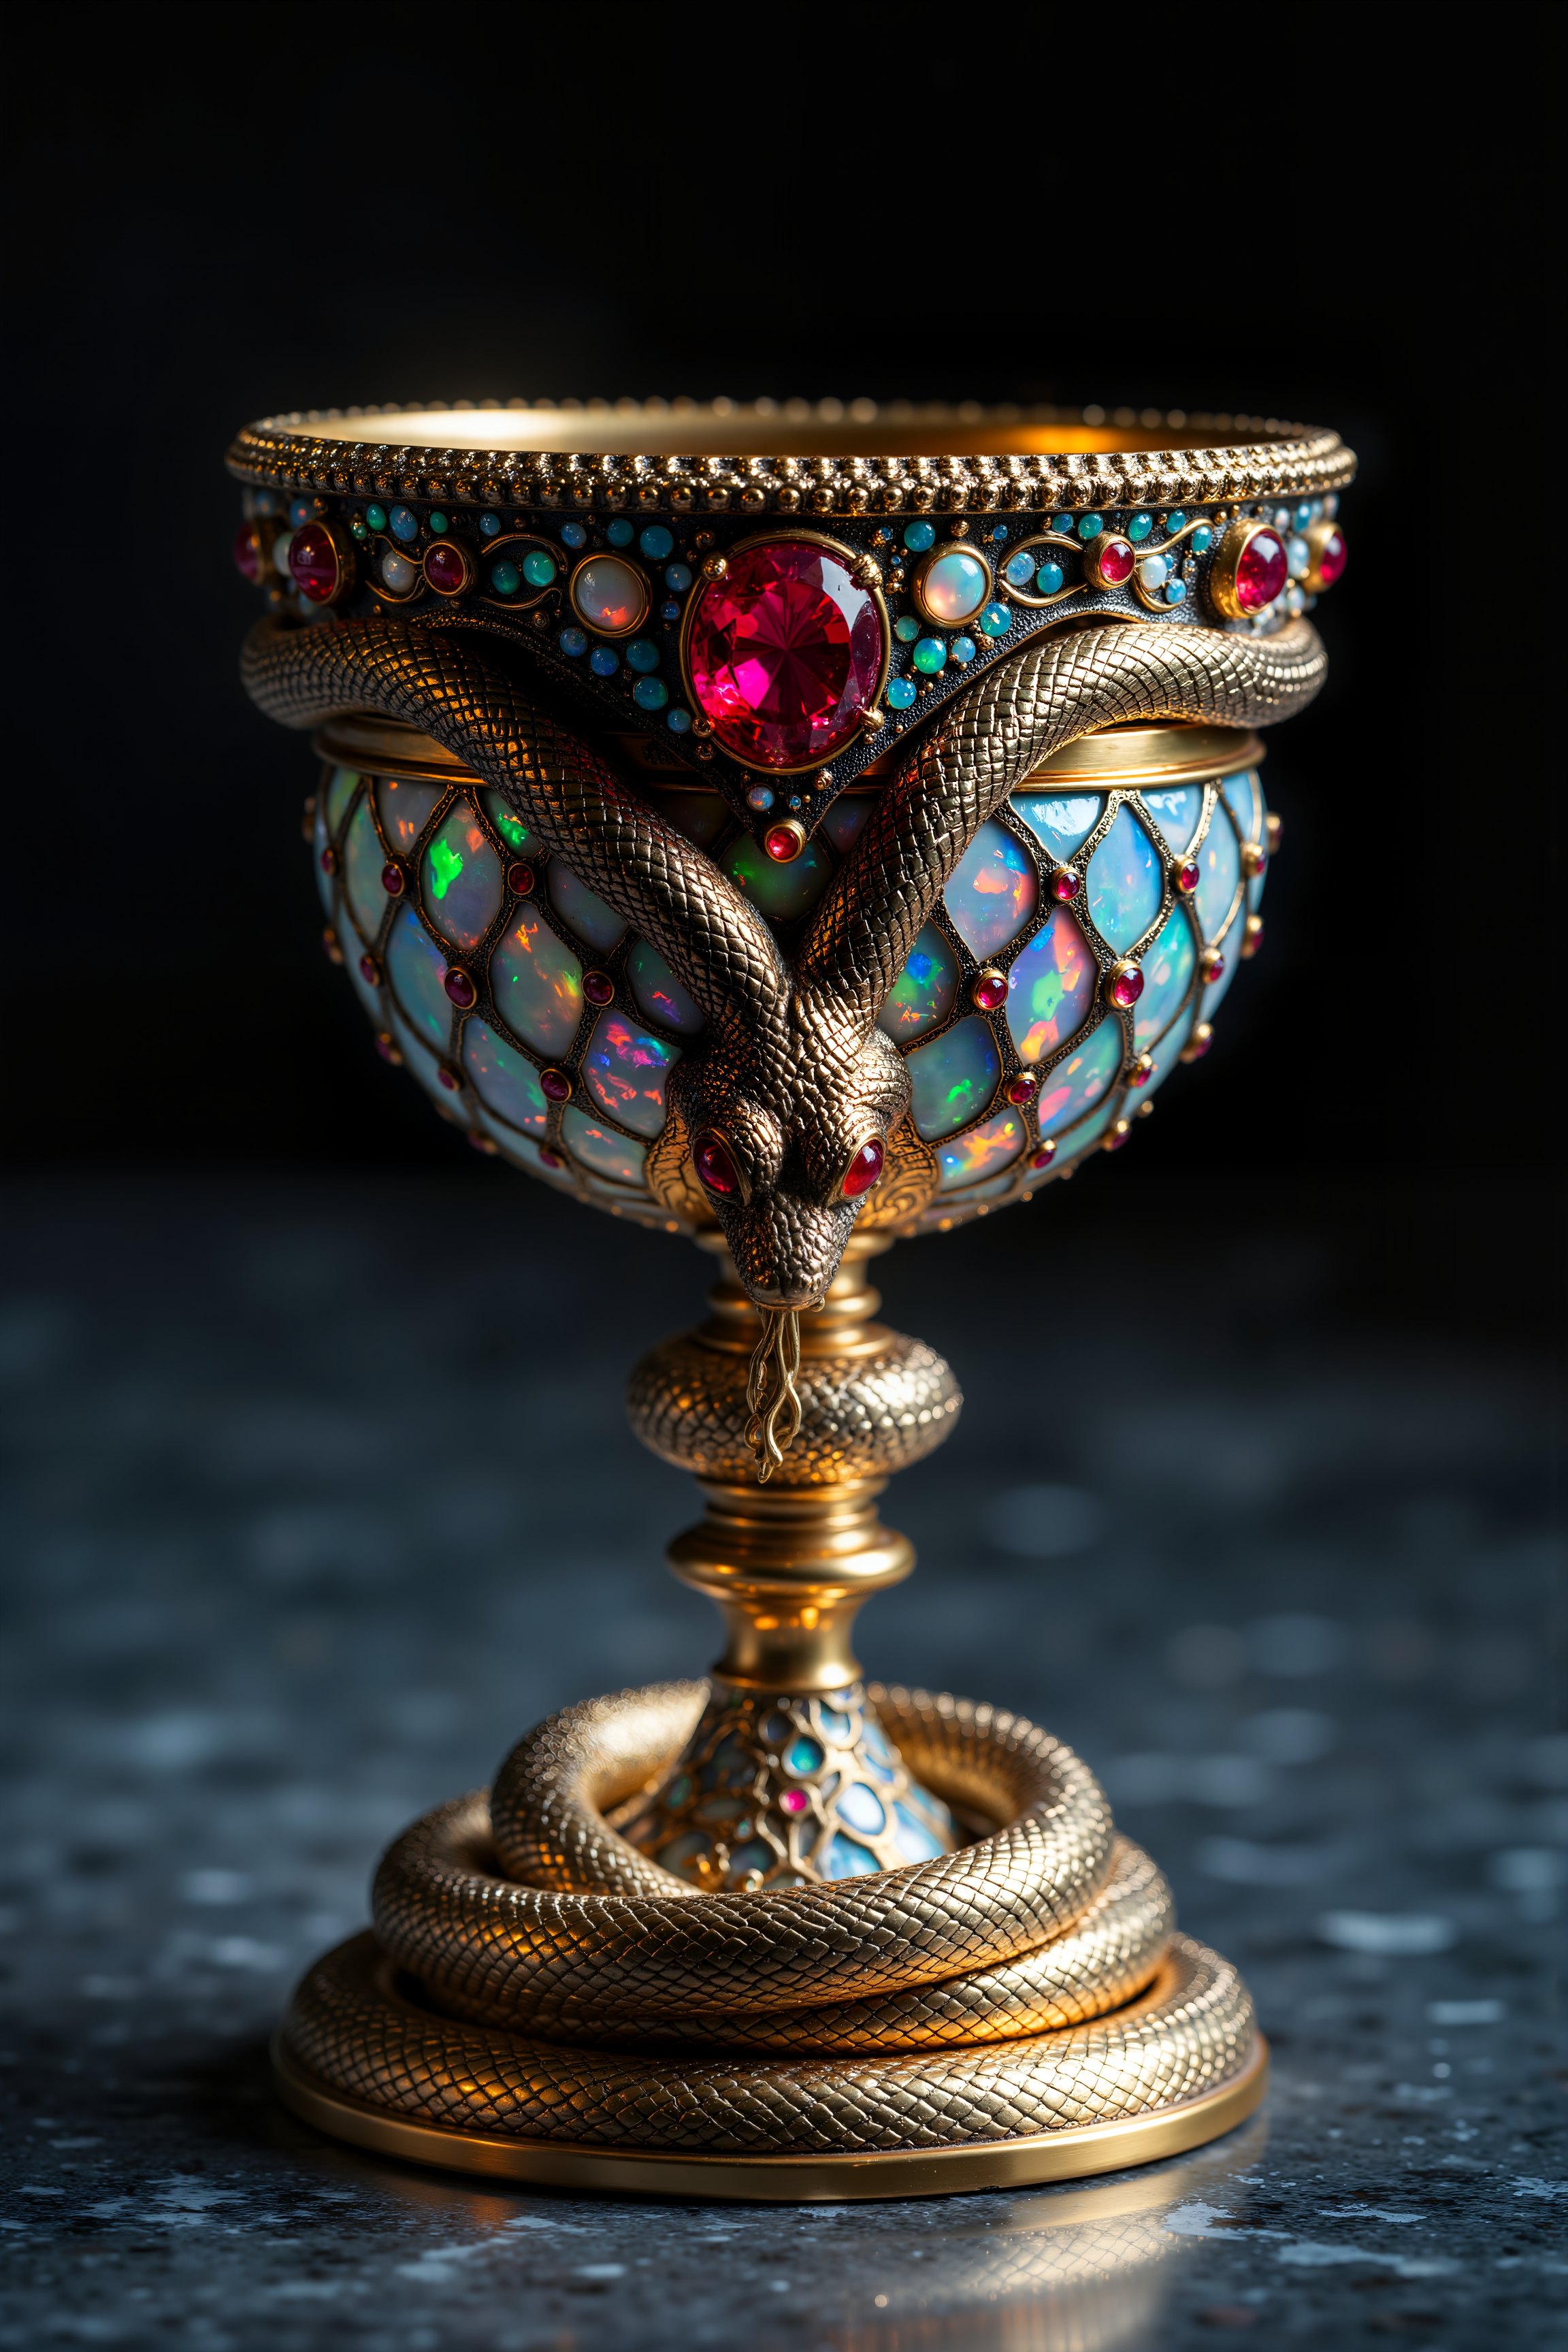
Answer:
[1077,513,1103,538]
[560,522,587,548]
[977,604,1011,637]
[1164,578,1187,605]
[428,510,448,534]
[489,561,521,597]
[1051,513,1074,533]
[389,505,419,541]
[633,676,668,710]
[787,1735,824,1774]
[894,614,920,643]
[903,520,936,551]
[887,676,917,709]
[666,706,692,732]
[606,519,634,546]
[1034,561,1064,594]
[480,514,500,536]
[911,636,947,674]
[1128,513,1153,542]
[1162,510,1186,534]
[1190,525,1213,553]
[589,646,619,676]
[365,503,387,532]
[559,626,587,656]
[625,639,659,674]
[950,634,977,664]
[1003,550,1036,588]
[522,549,556,587]
[664,561,692,591]
[639,524,674,559]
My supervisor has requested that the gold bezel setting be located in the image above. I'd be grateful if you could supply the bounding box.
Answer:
[909,539,995,630]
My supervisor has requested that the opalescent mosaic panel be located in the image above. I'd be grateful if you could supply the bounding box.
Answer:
[1011,792,1102,861]
[325,766,359,834]
[877,924,958,1041]
[343,796,387,944]
[1007,908,1095,1063]
[1202,940,1241,1022]
[1140,785,1204,855]
[583,1012,679,1137]
[1086,805,1162,953]
[313,800,334,915]
[1195,810,1241,943]
[385,906,452,1051]
[562,1107,644,1186]
[821,797,873,853]
[1133,906,1196,1050]
[481,789,531,853]
[654,792,730,850]
[387,1007,446,1100]
[1222,772,1260,840]
[376,777,442,856]
[627,939,706,1035]
[1140,1006,1194,1097]
[463,1019,548,1134]
[1037,1015,1122,1137]
[549,862,627,953]
[906,1015,1000,1139]
[725,834,832,921]
[943,820,1037,957]
[475,1110,574,1185]
[1053,1092,1119,1162]
[422,802,503,953]
[937,1108,1026,1190]
[490,908,583,1056]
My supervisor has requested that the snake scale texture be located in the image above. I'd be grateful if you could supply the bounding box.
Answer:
[241,609,1326,1309]
[282,1684,1256,2150]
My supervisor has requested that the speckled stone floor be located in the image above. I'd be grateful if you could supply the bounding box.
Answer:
[1,1170,1562,2350]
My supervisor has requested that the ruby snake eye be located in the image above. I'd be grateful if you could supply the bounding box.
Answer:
[691,1130,744,1200]
[840,1137,884,1200]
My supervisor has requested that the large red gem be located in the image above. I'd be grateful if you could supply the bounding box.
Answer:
[1235,528,1287,613]
[233,521,264,583]
[842,1138,884,1198]
[1316,527,1348,586]
[686,540,885,769]
[289,521,341,604]
[1096,536,1134,585]
[425,542,468,594]
[693,1133,740,1196]
[1107,963,1145,1009]
[442,967,478,1010]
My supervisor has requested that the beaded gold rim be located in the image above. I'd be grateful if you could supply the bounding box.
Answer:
[271,2029,1268,2200]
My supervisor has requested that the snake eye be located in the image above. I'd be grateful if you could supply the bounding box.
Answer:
[693,1132,742,1198]
[841,1137,885,1199]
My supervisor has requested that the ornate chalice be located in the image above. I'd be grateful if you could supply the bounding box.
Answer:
[231,399,1351,2198]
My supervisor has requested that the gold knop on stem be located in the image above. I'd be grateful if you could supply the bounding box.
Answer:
[745,1307,803,1482]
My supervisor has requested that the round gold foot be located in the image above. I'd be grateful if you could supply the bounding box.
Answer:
[273,2025,1267,2201]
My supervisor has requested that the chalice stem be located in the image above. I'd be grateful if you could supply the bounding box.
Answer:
[745,1307,804,1481]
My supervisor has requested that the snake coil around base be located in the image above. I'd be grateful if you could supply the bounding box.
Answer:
[280,1683,1261,2170]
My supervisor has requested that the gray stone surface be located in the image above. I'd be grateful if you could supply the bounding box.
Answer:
[1,1171,1562,2349]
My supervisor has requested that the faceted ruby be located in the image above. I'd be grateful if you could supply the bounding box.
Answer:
[442,967,478,1010]
[842,1138,884,1198]
[686,539,885,769]
[233,521,264,583]
[1107,964,1144,1009]
[1316,527,1348,586]
[970,970,1007,1012]
[780,1788,811,1815]
[1096,536,1134,585]
[693,1132,740,1195]
[1030,1141,1056,1170]
[506,860,536,896]
[1235,527,1288,613]
[583,970,615,1006]
[1051,868,1081,902]
[319,845,338,875]
[540,1067,572,1103]
[289,521,340,604]
[359,953,380,985]
[1006,1074,1037,1107]
[381,861,406,896]
[438,1066,461,1092]
[764,821,805,863]
[425,542,468,594]
[1176,860,1200,894]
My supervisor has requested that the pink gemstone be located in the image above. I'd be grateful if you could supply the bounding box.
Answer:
[442,967,477,1010]
[538,1147,564,1168]
[318,845,338,875]
[1176,860,1200,894]
[842,1138,883,1198]
[583,970,615,1006]
[1236,528,1288,613]
[780,1788,811,1815]
[1201,949,1224,981]
[1098,536,1134,585]
[1108,964,1144,1009]
[540,1067,572,1104]
[425,542,467,594]
[506,860,536,896]
[1030,1141,1056,1170]
[468,1131,498,1155]
[1105,1121,1132,1150]
[687,540,885,768]
[1051,868,1081,902]
[1005,1074,1036,1107]
[764,822,804,863]
[381,862,406,896]
[1317,527,1348,585]
[359,953,380,985]
[289,521,340,604]
[438,1066,461,1092]
[233,521,263,583]
[971,971,1007,1011]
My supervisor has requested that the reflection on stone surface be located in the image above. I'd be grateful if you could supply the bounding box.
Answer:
[878,923,959,1041]
[342,794,387,945]
[1087,806,1162,953]
[1222,770,1260,840]
[421,803,503,953]
[480,788,531,853]
[1140,785,1205,855]
[561,1106,644,1184]
[548,862,627,953]
[375,776,442,856]
[581,1012,679,1137]
[908,1015,1000,1139]
[1012,790,1103,860]
[822,796,873,853]
[1037,1017,1122,1137]
[943,819,1038,957]
[489,907,583,1057]
[385,906,451,1052]
[462,1019,548,1134]
[1053,1092,1121,1162]
[324,764,359,835]
[1196,810,1241,944]
[1007,908,1096,1064]
[627,939,706,1035]
[937,1107,1026,1190]
[1134,906,1196,1050]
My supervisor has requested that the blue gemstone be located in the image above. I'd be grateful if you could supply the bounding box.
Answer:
[1164,578,1187,605]
[289,497,314,525]
[903,520,936,551]
[818,1707,853,1742]
[633,677,668,710]
[480,514,501,536]
[761,1712,791,1745]
[861,1719,894,1763]
[606,519,634,546]
[949,634,977,664]
[1011,789,1102,861]
[639,524,674,560]
[746,785,774,811]
[887,677,917,709]
[837,1782,887,1835]
[389,505,419,542]
[1140,785,1203,855]
[625,640,660,674]
[1034,561,1065,595]
[1077,513,1103,538]
[787,1735,824,1774]
[666,706,692,732]
[977,604,1011,637]
[1128,513,1153,542]
[589,646,619,677]
[662,600,681,620]
[894,614,921,643]
[1051,513,1074,533]
[489,561,521,596]
[1003,550,1036,587]
[664,561,693,591]
[1162,510,1186,534]
[821,1833,879,1880]
[911,636,947,674]
[892,1801,947,1863]
[559,626,587,657]
[560,522,587,548]
[365,503,387,533]
[1294,503,1312,530]
[1190,525,1213,554]
[522,549,557,587]
[428,510,448,535]
[990,525,1008,542]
